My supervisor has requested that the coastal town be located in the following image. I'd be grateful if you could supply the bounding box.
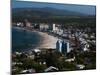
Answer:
[12,19,96,74]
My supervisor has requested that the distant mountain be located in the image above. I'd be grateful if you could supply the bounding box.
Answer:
[12,7,92,18]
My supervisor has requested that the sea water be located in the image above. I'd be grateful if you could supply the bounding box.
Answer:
[12,28,41,52]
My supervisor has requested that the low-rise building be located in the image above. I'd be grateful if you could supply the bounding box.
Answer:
[15,52,22,56]
[65,56,75,62]
[16,22,24,27]
[20,69,36,74]
[44,66,59,72]
[28,55,35,59]
[76,64,85,69]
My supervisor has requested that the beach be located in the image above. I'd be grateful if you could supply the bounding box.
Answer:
[37,31,58,49]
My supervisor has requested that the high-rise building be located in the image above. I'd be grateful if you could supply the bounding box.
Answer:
[67,42,70,53]
[56,40,70,55]
[53,23,56,31]
[56,40,62,52]
[62,41,67,55]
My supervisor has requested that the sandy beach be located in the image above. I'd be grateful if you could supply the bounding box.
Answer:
[37,31,58,49]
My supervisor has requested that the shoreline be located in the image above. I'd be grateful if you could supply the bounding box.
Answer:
[12,26,58,51]
[36,31,58,49]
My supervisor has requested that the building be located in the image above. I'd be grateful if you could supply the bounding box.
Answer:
[44,66,59,72]
[16,22,24,27]
[26,22,32,27]
[56,39,70,55]
[67,42,70,53]
[28,55,35,59]
[76,64,85,69]
[56,29,63,35]
[39,23,49,31]
[20,69,36,74]
[62,41,70,55]
[49,23,57,32]
[53,23,56,31]
[24,19,32,27]
[61,41,67,55]
[65,56,75,62]
[83,43,90,51]
[56,39,62,52]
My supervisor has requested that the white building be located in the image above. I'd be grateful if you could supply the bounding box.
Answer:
[53,23,56,31]
[44,66,59,72]
[16,22,21,26]
[16,22,24,27]
[39,23,49,31]
[15,52,22,55]
[76,64,85,69]
[65,56,75,62]
[12,62,23,66]
[34,49,41,53]
[28,55,35,59]
[39,61,46,65]
[56,29,63,35]
[20,69,36,73]
[83,43,90,51]
[67,42,70,53]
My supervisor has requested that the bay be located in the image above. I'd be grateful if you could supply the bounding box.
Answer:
[12,28,41,52]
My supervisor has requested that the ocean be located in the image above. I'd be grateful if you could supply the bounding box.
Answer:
[12,27,41,52]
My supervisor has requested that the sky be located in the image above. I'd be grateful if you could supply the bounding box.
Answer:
[12,0,96,15]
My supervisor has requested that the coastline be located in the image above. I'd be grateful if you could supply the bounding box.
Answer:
[12,26,58,51]
[36,31,58,49]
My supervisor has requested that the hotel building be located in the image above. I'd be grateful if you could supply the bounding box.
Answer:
[56,39,70,55]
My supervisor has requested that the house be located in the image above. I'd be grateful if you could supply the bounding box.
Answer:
[44,66,59,72]
[65,56,75,62]
[28,55,35,59]
[15,52,22,56]
[76,64,85,69]
[39,61,46,65]
[83,43,90,51]
[20,69,36,74]
[12,62,23,66]
[33,49,41,56]
[34,49,41,53]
